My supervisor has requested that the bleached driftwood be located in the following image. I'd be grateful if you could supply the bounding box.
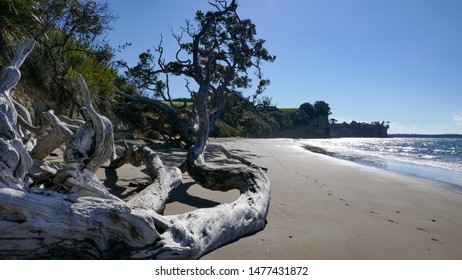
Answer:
[0,39,35,190]
[110,141,182,214]
[0,39,270,259]
[0,166,269,259]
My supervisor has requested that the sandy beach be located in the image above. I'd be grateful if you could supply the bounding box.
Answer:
[96,138,462,259]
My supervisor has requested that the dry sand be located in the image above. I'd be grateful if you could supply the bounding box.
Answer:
[96,138,462,259]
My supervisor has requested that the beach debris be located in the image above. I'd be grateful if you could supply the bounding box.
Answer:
[0,38,270,259]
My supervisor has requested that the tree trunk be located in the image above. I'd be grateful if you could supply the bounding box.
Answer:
[209,93,226,136]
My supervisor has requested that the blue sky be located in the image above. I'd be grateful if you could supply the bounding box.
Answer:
[106,0,462,134]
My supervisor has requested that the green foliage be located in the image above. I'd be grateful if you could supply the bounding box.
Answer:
[238,111,273,137]
[114,76,136,96]
[62,37,117,99]
[269,110,292,130]
[279,108,296,112]
[215,119,241,137]
[120,49,164,97]
[1,0,118,109]
[331,120,389,137]
[299,102,315,117]
[289,108,310,126]
[0,0,39,62]
[314,101,332,116]
[34,0,115,47]
[235,105,286,138]
[217,100,332,138]
[289,101,332,126]
[66,52,118,99]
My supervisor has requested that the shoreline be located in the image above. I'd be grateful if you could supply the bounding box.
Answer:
[300,139,462,189]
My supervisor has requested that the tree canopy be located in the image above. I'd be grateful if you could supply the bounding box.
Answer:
[115,0,277,143]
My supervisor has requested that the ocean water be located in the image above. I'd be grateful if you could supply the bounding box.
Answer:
[299,138,462,188]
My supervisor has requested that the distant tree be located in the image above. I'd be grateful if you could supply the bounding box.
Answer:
[314,101,331,116]
[299,102,315,118]
[331,119,389,137]
[255,95,274,111]
[330,118,338,125]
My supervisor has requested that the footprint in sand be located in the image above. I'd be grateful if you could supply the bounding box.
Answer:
[338,198,350,206]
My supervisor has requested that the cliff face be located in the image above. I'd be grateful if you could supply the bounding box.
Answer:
[330,122,388,138]
[275,114,330,138]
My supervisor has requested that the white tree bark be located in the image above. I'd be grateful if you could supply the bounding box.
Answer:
[0,39,35,190]
[0,39,270,259]
[110,142,182,214]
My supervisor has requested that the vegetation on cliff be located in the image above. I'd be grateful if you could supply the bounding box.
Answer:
[219,100,332,138]
[330,120,389,138]
[1,0,120,123]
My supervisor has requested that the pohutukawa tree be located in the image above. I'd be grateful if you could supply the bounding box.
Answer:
[0,0,271,259]
[119,0,275,144]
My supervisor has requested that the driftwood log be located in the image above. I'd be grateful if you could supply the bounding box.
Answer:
[0,39,270,259]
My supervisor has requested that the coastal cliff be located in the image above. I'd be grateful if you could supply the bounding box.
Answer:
[330,121,389,138]
[274,114,330,138]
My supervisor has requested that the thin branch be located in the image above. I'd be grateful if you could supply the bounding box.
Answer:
[171,27,192,65]
[154,36,176,107]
